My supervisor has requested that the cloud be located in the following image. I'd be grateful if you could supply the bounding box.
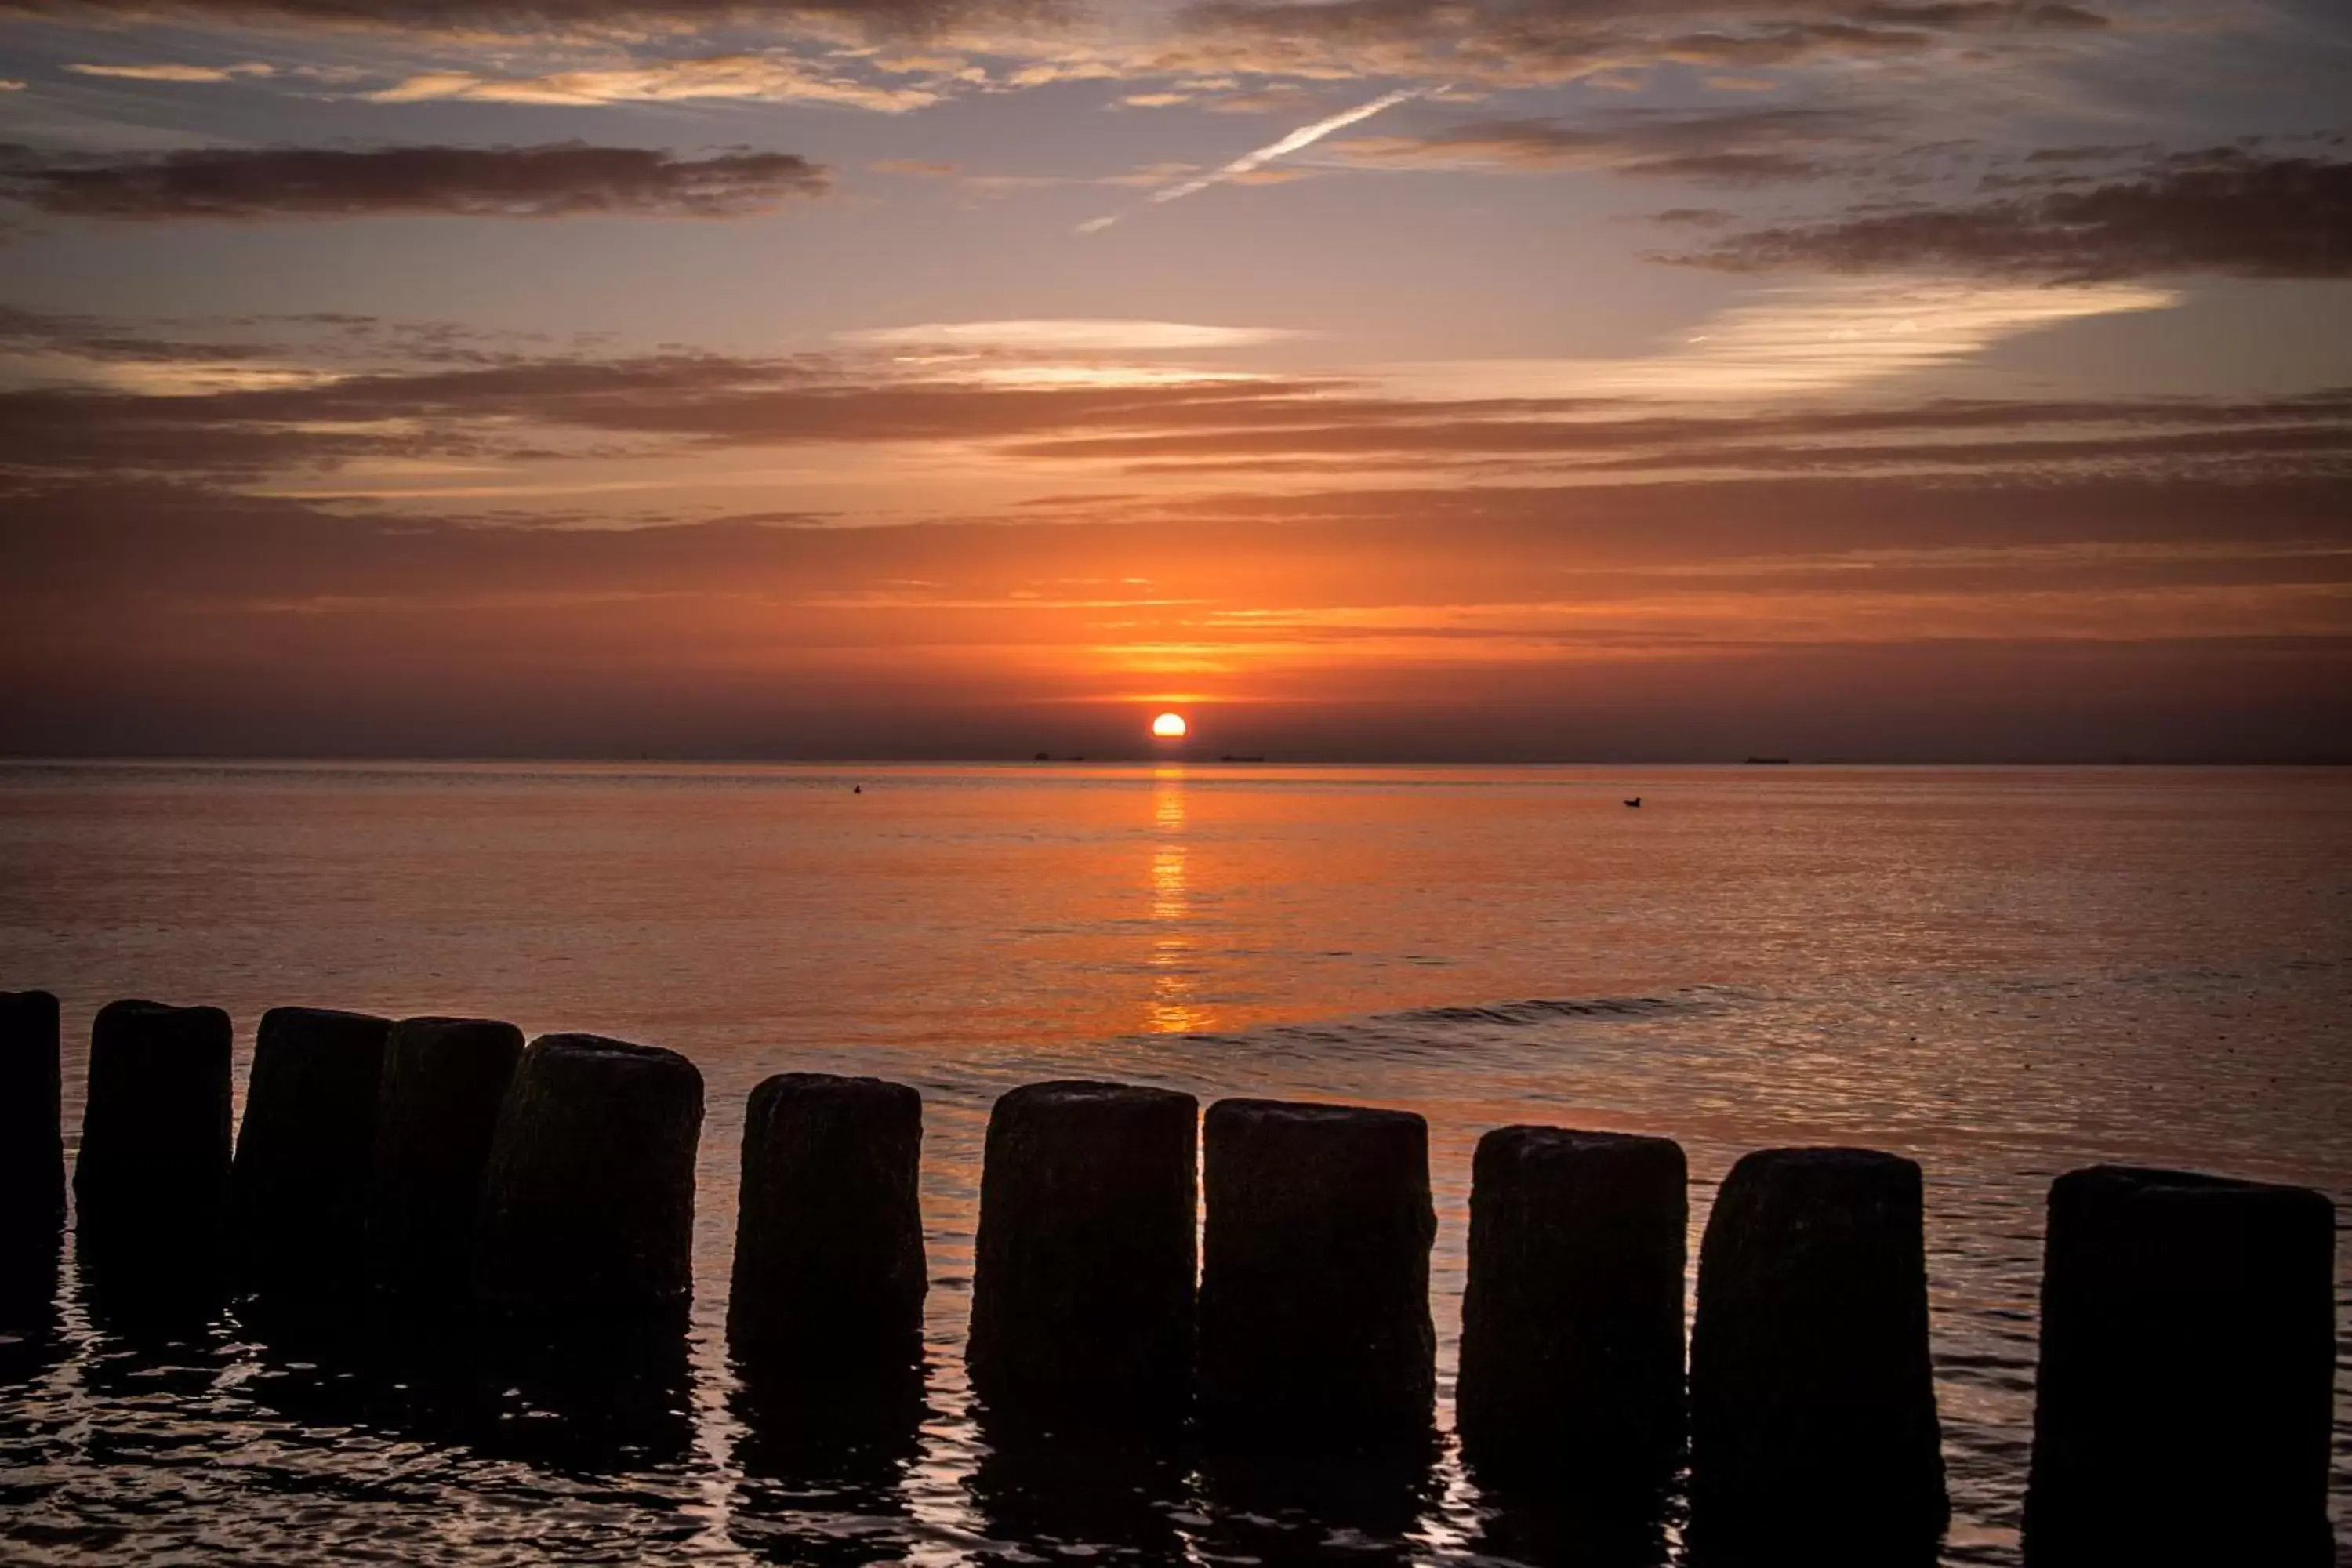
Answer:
[1679,144,2352,280]
[0,336,1355,479]
[3,470,2348,764]
[2,296,2346,764]
[996,383,2352,472]
[0,143,831,221]
[1378,279,2176,401]
[1165,0,2114,90]
[6,469,2346,612]
[365,53,939,111]
[6,301,2347,495]
[1080,83,1427,232]
[836,319,1305,350]
[1853,1,2105,28]
[0,0,2179,131]
[65,60,278,81]
[0,0,1046,40]
[1330,106,1878,183]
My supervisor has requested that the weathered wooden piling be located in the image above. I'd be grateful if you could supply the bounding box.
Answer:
[1457,1126,1688,1487]
[474,1033,703,1319]
[74,999,234,1287]
[1688,1147,1947,1559]
[367,1015,524,1297]
[229,1006,393,1298]
[2023,1164,2336,1567]
[0,990,64,1232]
[1197,1098,1436,1439]
[967,1080,1199,1424]
[728,1072,927,1378]
[1,990,64,1317]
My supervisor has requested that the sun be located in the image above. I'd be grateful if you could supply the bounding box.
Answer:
[1151,711,1189,739]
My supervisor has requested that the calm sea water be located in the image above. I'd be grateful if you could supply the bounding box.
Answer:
[0,760,2345,1565]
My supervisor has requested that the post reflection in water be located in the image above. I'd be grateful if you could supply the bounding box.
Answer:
[1194,1431,1445,1567]
[967,1421,1195,1567]
[1145,768,1209,1037]
[728,1361,927,1567]
[1465,1466,1678,1568]
[231,1300,701,1475]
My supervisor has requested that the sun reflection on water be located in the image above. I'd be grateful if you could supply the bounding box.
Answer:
[1145,767,1210,1034]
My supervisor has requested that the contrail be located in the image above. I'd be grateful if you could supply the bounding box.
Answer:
[1077,85,1432,234]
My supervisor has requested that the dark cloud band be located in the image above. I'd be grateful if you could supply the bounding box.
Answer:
[0,142,829,221]
[1679,145,2352,280]
[0,0,1017,33]
[1330,106,1877,183]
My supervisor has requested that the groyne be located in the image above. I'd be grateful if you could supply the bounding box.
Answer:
[1,989,2338,1565]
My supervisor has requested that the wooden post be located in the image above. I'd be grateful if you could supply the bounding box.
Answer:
[0,990,64,1320]
[1689,1147,1947,1560]
[1198,1098,1435,1442]
[728,1072,927,1384]
[1457,1126,1686,1489]
[367,1015,524,1298]
[474,1033,703,1319]
[74,999,234,1297]
[229,1005,392,1298]
[2024,1164,2336,1566]
[967,1080,1198,1425]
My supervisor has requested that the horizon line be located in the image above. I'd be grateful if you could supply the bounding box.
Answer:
[5,753,2348,769]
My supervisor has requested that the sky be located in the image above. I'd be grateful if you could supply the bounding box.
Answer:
[0,0,2348,760]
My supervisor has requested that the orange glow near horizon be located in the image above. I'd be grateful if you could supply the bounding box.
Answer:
[1152,711,1189,739]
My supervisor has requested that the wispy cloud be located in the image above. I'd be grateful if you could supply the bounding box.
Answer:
[66,60,278,82]
[837,320,1304,351]
[1379,280,2180,401]
[1078,85,1430,234]
[1327,105,1884,183]
[365,54,937,111]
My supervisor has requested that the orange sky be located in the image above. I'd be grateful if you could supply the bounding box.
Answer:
[1,0,2348,758]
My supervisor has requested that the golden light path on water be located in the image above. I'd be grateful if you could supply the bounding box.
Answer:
[1149,767,1209,1036]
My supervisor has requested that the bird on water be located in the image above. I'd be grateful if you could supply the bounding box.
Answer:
[1624,797,1642,808]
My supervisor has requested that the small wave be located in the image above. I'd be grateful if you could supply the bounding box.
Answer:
[1385,994,1693,1029]
[1125,988,1733,1062]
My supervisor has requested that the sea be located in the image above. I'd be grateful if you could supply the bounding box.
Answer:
[0,760,2345,1565]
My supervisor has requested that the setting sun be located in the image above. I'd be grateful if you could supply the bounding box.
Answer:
[1151,711,1189,739]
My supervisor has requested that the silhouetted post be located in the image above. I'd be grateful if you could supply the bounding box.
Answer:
[1457,1126,1687,1489]
[728,1072,927,1381]
[1689,1147,1947,1561]
[1198,1098,1435,1441]
[1,990,64,1317]
[74,999,234,1292]
[2023,1164,2336,1567]
[368,1015,524,1298]
[474,1033,703,1319]
[726,1076,928,1556]
[967,1080,1199,1425]
[230,1006,393,1298]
